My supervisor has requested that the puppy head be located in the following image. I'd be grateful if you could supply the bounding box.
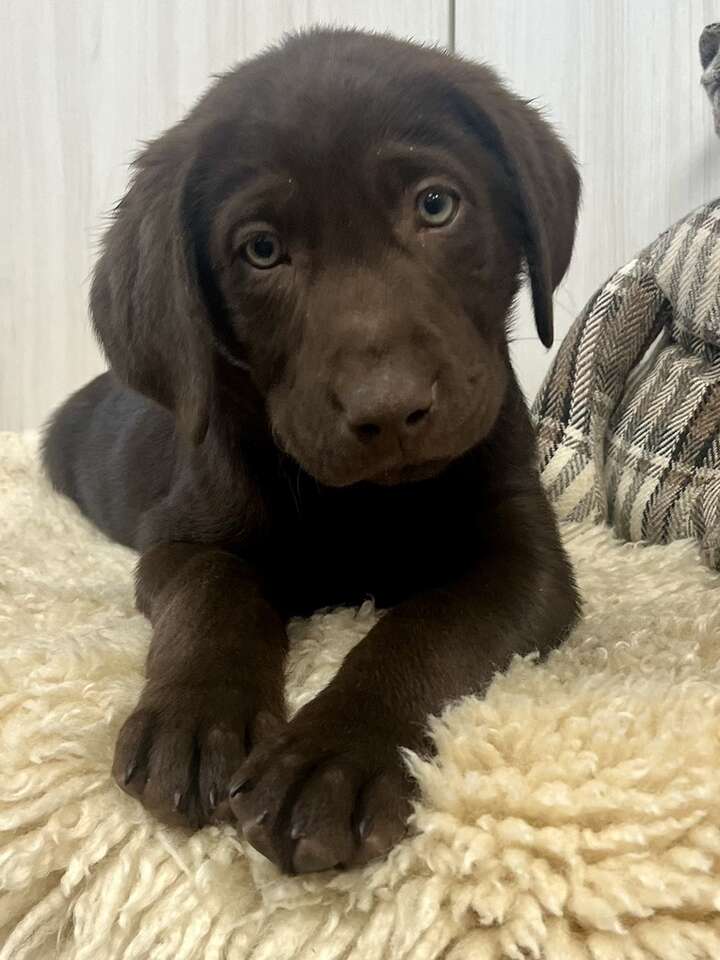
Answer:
[92,30,579,486]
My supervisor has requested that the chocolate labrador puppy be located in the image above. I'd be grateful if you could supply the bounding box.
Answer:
[43,29,581,874]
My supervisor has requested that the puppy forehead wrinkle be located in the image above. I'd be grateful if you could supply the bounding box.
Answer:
[239,57,459,157]
[213,97,476,228]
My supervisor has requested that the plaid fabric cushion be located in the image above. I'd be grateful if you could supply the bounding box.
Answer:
[533,200,720,568]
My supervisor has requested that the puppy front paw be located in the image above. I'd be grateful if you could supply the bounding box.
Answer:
[113,683,283,828]
[229,710,414,873]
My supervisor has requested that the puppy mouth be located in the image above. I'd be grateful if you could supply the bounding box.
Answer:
[273,397,493,488]
[367,458,451,486]
[274,418,454,487]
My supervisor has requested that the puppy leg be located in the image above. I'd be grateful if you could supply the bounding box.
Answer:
[113,544,287,827]
[230,490,579,872]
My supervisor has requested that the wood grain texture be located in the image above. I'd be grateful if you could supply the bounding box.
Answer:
[457,0,720,398]
[4,0,719,425]
[0,0,448,430]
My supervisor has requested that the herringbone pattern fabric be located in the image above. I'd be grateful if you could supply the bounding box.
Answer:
[533,200,720,567]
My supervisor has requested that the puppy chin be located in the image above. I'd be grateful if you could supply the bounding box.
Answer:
[290,456,449,489]
[290,455,370,489]
[367,459,451,486]
[281,443,457,489]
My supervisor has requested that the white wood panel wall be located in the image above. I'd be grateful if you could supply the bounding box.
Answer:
[0,1,448,431]
[2,1,720,428]
[457,0,720,399]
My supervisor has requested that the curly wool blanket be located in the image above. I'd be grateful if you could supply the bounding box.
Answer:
[3,431,720,960]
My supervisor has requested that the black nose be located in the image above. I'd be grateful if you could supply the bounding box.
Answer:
[341,379,435,443]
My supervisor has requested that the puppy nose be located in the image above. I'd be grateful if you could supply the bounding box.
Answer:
[341,379,435,443]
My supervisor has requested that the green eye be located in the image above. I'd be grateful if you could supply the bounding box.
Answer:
[417,188,458,227]
[243,231,283,268]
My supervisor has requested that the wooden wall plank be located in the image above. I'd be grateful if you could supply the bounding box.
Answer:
[0,0,448,429]
[457,0,720,398]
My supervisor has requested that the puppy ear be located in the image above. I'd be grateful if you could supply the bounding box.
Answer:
[452,66,580,347]
[91,137,214,443]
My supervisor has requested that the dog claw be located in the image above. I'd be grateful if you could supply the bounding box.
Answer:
[358,815,373,840]
[230,776,253,798]
[251,810,268,828]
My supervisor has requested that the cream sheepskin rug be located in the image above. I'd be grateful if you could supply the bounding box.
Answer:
[3,432,720,960]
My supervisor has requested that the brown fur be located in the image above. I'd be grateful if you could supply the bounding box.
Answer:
[43,29,581,874]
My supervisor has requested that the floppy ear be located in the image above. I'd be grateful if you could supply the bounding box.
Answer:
[452,66,580,347]
[90,135,214,443]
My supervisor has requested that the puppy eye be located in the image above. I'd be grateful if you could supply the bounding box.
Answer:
[417,188,458,227]
[242,231,284,269]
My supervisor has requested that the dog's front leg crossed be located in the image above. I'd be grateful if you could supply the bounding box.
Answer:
[230,489,579,873]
